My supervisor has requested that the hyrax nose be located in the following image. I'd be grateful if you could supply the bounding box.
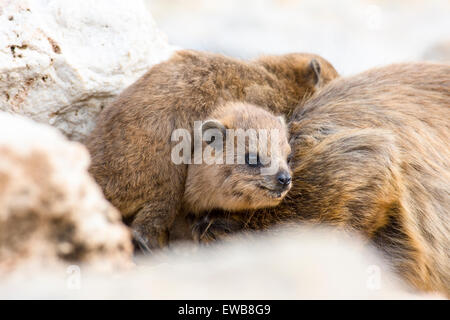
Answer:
[277,171,291,186]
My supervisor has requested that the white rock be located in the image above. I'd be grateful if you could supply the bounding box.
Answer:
[0,226,440,299]
[0,0,176,141]
[0,112,133,273]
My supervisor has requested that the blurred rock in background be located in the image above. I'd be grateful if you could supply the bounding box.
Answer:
[423,40,450,63]
[146,0,450,75]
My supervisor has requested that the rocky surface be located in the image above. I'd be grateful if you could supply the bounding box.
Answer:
[0,0,175,141]
[0,226,439,299]
[0,112,133,274]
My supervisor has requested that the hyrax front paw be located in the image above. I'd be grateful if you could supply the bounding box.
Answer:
[131,226,169,254]
[192,215,244,244]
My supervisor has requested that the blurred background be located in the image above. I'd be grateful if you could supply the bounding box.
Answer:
[145,0,450,75]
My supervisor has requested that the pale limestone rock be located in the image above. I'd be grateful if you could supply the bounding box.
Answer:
[0,0,175,141]
[0,112,133,274]
[0,226,440,299]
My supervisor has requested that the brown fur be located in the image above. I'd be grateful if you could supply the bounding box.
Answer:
[86,49,338,249]
[188,63,450,296]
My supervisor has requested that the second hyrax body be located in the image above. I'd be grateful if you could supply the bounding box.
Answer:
[87,50,336,249]
[189,63,450,296]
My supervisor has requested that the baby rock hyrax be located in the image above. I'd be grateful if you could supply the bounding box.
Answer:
[86,50,336,250]
[183,102,292,214]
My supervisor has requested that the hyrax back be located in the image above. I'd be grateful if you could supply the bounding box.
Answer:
[86,50,337,250]
[191,63,450,296]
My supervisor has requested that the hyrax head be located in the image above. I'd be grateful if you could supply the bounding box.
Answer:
[184,102,292,213]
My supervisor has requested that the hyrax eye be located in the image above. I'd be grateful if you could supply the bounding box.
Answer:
[287,153,293,164]
[245,153,262,168]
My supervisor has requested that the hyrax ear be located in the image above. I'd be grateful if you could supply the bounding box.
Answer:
[202,119,226,145]
[308,59,321,87]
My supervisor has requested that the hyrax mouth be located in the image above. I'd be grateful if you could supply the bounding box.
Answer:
[257,184,289,199]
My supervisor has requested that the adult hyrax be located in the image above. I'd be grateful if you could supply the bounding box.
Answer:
[87,49,336,249]
[189,63,450,296]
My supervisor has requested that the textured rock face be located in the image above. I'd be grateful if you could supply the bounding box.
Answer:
[0,113,133,274]
[0,0,175,141]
